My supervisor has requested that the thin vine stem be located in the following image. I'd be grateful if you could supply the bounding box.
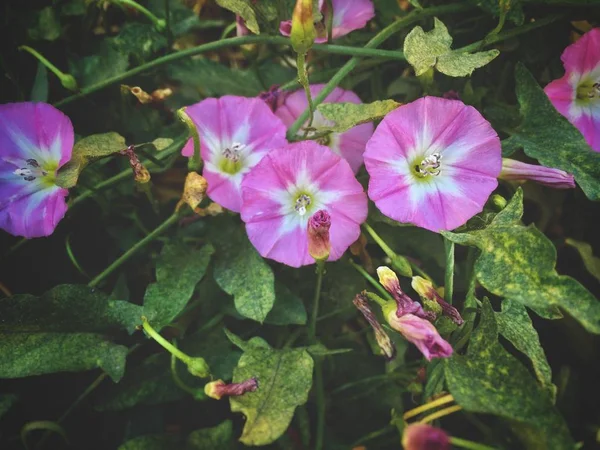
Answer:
[449,437,498,450]
[444,237,455,305]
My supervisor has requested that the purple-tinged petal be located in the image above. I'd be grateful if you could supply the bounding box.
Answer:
[561,28,600,74]
[236,15,250,36]
[574,109,600,152]
[500,158,576,188]
[402,424,451,450]
[544,75,577,120]
[387,313,453,360]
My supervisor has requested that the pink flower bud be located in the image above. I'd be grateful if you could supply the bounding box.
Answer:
[204,377,258,400]
[289,0,316,54]
[500,158,575,189]
[402,423,450,450]
[386,312,453,361]
[353,293,396,360]
[411,276,464,326]
[308,210,331,261]
[377,267,435,321]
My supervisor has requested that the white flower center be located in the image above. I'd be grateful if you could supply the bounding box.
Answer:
[222,142,245,162]
[415,152,442,177]
[13,158,48,181]
[295,194,312,216]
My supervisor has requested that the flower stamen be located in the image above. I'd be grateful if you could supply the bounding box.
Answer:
[295,194,312,216]
[13,158,48,181]
[222,142,245,162]
[415,152,442,177]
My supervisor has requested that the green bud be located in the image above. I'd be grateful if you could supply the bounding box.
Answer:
[391,255,413,277]
[290,0,316,54]
[187,357,210,378]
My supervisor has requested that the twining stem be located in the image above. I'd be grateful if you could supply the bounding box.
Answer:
[286,3,472,138]
[419,404,463,424]
[112,0,166,31]
[325,0,334,43]
[309,261,325,341]
[362,223,396,260]
[19,46,77,91]
[449,437,498,450]
[141,317,192,363]
[87,212,179,288]
[348,259,393,301]
[444,237,455,305]
[177,108,201,171]
[296,53,315,131]
[309,261,325,450]
[403,393,455,420]
[164,0,173,49]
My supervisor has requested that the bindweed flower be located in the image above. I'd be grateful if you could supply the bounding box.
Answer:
[275,84,374,173]
[364,96,502,232]
[386,312,453,361]
[377,267,434,320]
[0,102,73,238]
[500,158,576,189]
[402,423,451,450]
[280,0,375,43]
[353,293,396,360]
[241,141,368,267]
[544,28,600,151]
[411,276,464,326]
[308,209,331,261]
[205,377,258,400]
[181,96,287,212]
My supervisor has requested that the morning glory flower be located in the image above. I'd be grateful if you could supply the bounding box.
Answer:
[181,96,288,212]
[241,141,368,267]
[0,102,73,238]
[544,28,600,151]
[386,312,453,360]
[275,84,374,173]
[280,0,375,42]
[499,158,576,189]
[364,96,502,232]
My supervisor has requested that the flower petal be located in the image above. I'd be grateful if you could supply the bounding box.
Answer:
[561,28,600,74]
[329,0,375,39]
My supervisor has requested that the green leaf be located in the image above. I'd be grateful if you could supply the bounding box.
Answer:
[56,132,127,188]
[0,333,128,382]
[403,18,499,77]
[265,282,307,325]
[143,242,215,331]
[442,189,600,333]
[113,23,167,62]
[496,299,556,399]
[70,39,129,87]
[215,0,260,34]
[316,100,401,133]
[229,342,314,446]
[186,421,233,450]
[467,0,524,25]
[504,64,600,200]
[565,238,600,282]
[1,284,142,334]
[28,7,61,41]
[119,435,181,450]
[30,62,48,102]
[213,230,275,323]
[445,300,574,449]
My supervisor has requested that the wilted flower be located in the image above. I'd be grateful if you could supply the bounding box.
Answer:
[120,145,150,183]
[0,102,73,238]
[364,96,502,232]
[241,141,368,267]
[386,312,453,361]
[544,28,600,151]
[308,209,331,261]
[177,172,208,212]
[280,0,375,42]
[275,84,374,173]
[411,276,464,326]
[353,293,396,360]
[205,377,258,400]
[181,96,287,212]
[377,267,434,320]
[402,423,450,450]
[500,158,576,189]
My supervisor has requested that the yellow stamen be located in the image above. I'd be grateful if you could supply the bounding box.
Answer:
[403,393,455,420]
[419,404,463,424]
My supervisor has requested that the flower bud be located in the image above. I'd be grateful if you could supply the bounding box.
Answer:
[500,158,575,189]
[411,276,464,326]
[204,377,259,400]
[289,0,316,54]
[402,423,450,450]
[308,210,331,261]
[187,357,211,378]
[386,312,453,361]
[353,293,396,360]
[377,267,435,320]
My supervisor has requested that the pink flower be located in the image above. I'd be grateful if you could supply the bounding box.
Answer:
[402,423,451,450]
[0,102,73,238]
[275,84,374,173]
[364,96,502,232]
[544,28,600,151]
[500,158,576,189]
[181,96,288,212]
[386,312,453,361]
[241,141,368,267]
[280,0,375,42]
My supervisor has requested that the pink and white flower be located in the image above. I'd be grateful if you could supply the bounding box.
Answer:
[181,96,288,212]
[241,141,368,267]
[364,96,502,232]
[280,0,375,42]
[0,102,73,238]
[544,28,600,151]
[386,312,453,361]
[275,84,374,173]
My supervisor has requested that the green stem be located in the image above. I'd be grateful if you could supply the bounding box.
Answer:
[141,318,191,364]
[314,360,325,450]
[170,341,203,397]
[309,261,325,342]
[53,36,404,108]
[286,3,472,138]
[325,0,334,43]
[164,0,172,49]
[19,46,77,91]
[362,223,396,260]
[220,21,237,40]
[177,108,201,171]
[444,237,454,305]
[87,213,179,288]
[113,0,166,31]
[449,437,497,450]
[296,53,315,132]
[348,259,394,302]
